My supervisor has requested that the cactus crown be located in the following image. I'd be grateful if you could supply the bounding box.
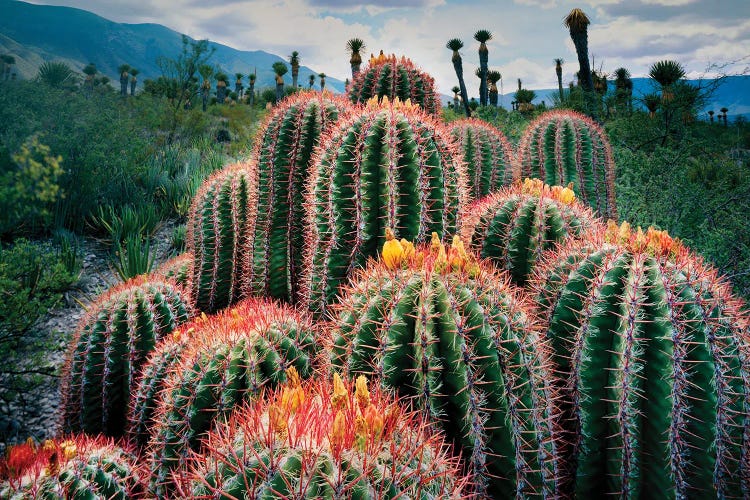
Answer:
[604,219,683,258]
[380,229,478,277]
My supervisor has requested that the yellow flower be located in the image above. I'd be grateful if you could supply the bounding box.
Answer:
[286,366,302,389]
[269,404,288,440]
[430,232,441,253]
[551,182,576,204]
[332,372,348,409]
[354,415,368,451]
[330,410,346,450]
[400,239,415,262]
[59,440,77,461]
[355,375,370,412]
[364,404,384,438]
[522,178,545,196]
[280,386,305,414]
[618,221,632,244]
[382,228,405,270]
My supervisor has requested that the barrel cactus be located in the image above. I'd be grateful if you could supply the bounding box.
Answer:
[152,252,192,289]
[60,275,192,437]
[462,178,601,286]
[146,297,321,497]
[330,231,559,498]
[346,54,440,115]
[530,221,750,497]
[0,436,143,499]
[244,91,350,303]
[449,118,515,200]
[301,98,467,317]
[174,371,469,498]
[187,162,253,312]
[516,109,616,219]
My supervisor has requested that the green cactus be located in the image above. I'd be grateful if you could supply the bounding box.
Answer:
[530,221,750,498]
[174,373,469,498]
[0,436,143,499]
[330,233,559,498]
[59,276,192,437]
[146,298,321,497]
[517,109,617,219]
[151,252,192,289]
[244,91,349,303]
[449,118,515,200]
[462,179,601,286]
[187,162,253,312]
[346,54,441,115]
[301,99,467,318]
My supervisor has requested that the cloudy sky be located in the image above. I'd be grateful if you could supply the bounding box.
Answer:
[24,0,750,94]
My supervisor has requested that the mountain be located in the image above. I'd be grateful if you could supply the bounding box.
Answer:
[0,0,346,92]
[503,76,750,120]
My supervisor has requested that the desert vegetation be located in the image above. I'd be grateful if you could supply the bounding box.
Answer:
[1,10,749,498]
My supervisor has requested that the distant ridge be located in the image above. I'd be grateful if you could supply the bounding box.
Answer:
[0,0,346,92]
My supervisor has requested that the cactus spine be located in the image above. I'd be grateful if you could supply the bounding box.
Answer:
[146,298,321,497]
[347,54,441,115]
[517,109,616,218]
[302,98,467,317]
[60,276,192,437]
[187,162,253,312]
[244,91,349,303]
[530,221,750,497]
[174,372,469,498]
[151,252,192,289]
[0,436,143,499]
[330,232,559,498]
[449,118,516,200]
[462,178,601,286]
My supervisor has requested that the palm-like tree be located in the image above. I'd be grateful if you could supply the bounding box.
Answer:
[216,72,229,104]
[649,60,685,101]
[564,9,594,92]
[118,64,130,96]
[308,73,315,89]
[198,64,214,110]
[447,38,471,117]
[346,38,366,78]
[82,62,97,97]
[720,107,729,126]
[248,72,256,105]
[451,85,460,110]
[708,110,715,123]
[289,51,300,88]
[487,70,501,107]
[644,93,660,118]
[129,68,139,96]
[37,61,76,89]
[272,62,288,102]
[1,55,16,80]
[318,72,326,91]
[235,72,244,97]
[474,29,492,106]
[613,67,632,114]
[554,58,564,101]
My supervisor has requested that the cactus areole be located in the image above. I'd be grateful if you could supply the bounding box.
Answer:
[330,231,560,498]
[531,221,750,498]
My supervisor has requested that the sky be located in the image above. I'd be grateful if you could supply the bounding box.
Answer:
[23,0,750,95]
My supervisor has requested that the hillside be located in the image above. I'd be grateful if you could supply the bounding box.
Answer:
[0,0,346,92]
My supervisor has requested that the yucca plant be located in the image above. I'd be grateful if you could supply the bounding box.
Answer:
[447,38,471,117]
[530,221,750,497]
[649,59,685,98]
[487,70,501,107]
[474,29,492,106]
[346,37,366,78]
[173,372,470,498]
[564,8,593,92]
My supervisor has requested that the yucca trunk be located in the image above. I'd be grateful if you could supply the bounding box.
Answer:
[556,64,563,100]
[452,53,471,117]
[130,76,137,96]
[571,32,593,92]
[291,64,299,88]
[275,75,284,102]
[479,43,488,106]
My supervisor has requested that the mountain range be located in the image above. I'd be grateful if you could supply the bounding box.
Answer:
[1,0,747,119]
[0,0,347,92]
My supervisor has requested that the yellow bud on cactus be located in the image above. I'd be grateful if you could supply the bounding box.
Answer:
[382,228,405,270]
[60,440,77,461]
[286,366,302,389]
[330,410,346,451]
[332,372,348,409]
[430,232,441,253]
[355,375,370,411]
[522,178,544,196]
[269,404,288,440]
[364,404,384,438]
[400,239,415,262]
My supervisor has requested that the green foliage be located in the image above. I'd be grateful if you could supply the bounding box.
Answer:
[36,61,77,89]
[0,135,64,237]
[112,235,155,282]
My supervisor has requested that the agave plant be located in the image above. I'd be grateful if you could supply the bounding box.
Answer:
[649,60,685,101]
[446,38,471,117]
[37,61,76,89]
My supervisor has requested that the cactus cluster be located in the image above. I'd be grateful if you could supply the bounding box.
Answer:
[0,436,142,499]
[517,109,616,218]
[449,118,515,200]
[462,178,601,286]
[187,162,254,312]
[347,54,441,115]
[330,231,559,498]
[59,276,192,437]
[244,91,350,303]
[174,371,469,498]
[145,298,321,497]
[151,252,192,289]
[302,97,466,317]
[530,221,750,498]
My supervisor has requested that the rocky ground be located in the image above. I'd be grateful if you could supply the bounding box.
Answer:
[0,221,180,453]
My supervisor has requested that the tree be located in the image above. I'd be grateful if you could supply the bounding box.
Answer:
[308,73,315,89]
[36,61,76,89]
[273,61,288,102]
[446,38,471,117]
[555,58,564,101]
[82,63,97,97]
[289,51,300,88]
[346,38,366,78]
[474,29,492,106]
[129,68,139,96]
[1,55,16,81]
[613,67,632,114]
[118,64,130,96]
[708,110,715,123]
[644,93,660,118]
[215,72,229,104]
[234,72,244,98]
[720,106,729,126]
[198,64,214,111]
[248,72,256,105]
[451,85,460,109]
[156,35,215,140]
[318,72,326,91]
[564,9,593,92]
[487,70,501,107]
[649,60,685,100]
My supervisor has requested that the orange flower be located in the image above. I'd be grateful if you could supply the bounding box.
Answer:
[330,410,347,451]
[269,404,288,440]
[331,372,348,409]
[355,375,370,412]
